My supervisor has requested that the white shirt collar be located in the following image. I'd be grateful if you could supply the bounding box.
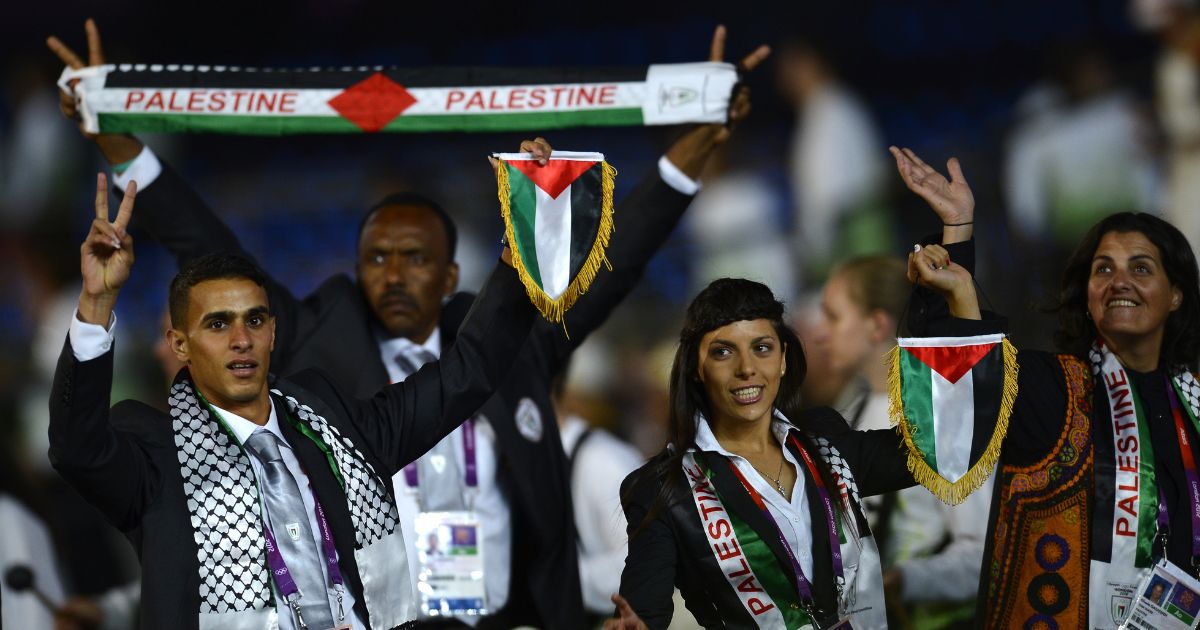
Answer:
[378,326,442,361]
[210,397,285,448]
[692,409,793,455]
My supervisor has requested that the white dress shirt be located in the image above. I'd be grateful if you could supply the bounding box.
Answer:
[381,329,510,621]
[0,496,67,629]
[559,415,645,613]
[69,312,366,630]
[693,414,815,583]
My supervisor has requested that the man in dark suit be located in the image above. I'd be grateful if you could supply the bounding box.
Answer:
[50,21,767,628]
[52,173,535,629]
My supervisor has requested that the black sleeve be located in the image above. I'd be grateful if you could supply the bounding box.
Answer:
[47,339,160,532]
[1003,350,1070,467]
[523,168,694,378]
[904,237,1009,337]
[617,468,680,630]
[322,261,537,474]
[124,161,304,371]
[805,410,917,497]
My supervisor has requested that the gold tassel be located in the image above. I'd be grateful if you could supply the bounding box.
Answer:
[495,158,617,325]
[887,337,1018,505]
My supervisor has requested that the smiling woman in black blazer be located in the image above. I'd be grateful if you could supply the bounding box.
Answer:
[606,261,999,630]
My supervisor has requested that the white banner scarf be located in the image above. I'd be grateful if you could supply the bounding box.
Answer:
[57,62,739,135]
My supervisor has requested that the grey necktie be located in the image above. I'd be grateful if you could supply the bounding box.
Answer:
[244,429,336,629]
[396,345,467,512]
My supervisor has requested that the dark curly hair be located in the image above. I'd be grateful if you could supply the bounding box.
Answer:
[1052,212,1200,370]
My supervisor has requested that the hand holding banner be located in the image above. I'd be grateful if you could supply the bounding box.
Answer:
[493,151,615,324]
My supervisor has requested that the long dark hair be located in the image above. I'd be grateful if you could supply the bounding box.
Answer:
[630,278,844,536]
[1052,212,1200,370]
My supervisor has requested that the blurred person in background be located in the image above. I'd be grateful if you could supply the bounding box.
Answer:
[1005,40,1159,307]
[1,402,67,629]
[1137,0,1200,250]
[684,142,795,305]
[810,255,989,629]
[49,19,768,629]
[776,35,891,285]
[552,360,645,626]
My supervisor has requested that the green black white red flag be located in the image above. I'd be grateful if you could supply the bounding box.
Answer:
[493,151,614,324]
[58,63,738,135]
[887,334,1017,505]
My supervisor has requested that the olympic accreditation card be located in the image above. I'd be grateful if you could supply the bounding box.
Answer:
[415,511,487,617]
[1121,560,1200,629]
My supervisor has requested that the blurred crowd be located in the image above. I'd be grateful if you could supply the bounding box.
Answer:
[3,0,1199,628]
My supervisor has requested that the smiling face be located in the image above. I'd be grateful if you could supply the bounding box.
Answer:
[1086,230,1182,352]
[357,204,459,343]
[697,319,787,430]
[169,278,275,418]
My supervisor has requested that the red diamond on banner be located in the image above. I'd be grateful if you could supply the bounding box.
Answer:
[327,72,416,133]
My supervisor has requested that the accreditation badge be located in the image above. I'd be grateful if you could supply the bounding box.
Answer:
[414,511,487,617]
[1121,560,1200,629]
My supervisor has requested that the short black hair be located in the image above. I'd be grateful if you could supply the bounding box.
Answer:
[357,192,458,261]
[169,253,269,328]
[1053,212,1200,370]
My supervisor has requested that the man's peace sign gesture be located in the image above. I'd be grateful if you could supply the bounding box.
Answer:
[78,173,136,325]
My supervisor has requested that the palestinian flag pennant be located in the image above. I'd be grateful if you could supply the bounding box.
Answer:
[493,151,615,324]
[887,334,1017,505]
[57,62,738,135]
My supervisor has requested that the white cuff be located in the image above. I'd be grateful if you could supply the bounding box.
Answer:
[657,155,701,195]
[69,310,116,361]
[113,147,162,190]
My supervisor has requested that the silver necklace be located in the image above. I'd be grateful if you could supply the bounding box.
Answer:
[749,454,787,497]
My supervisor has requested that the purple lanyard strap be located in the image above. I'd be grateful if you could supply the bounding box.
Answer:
[402,417,478,489]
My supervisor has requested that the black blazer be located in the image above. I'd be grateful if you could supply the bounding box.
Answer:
[128,158,695,629]
[618,410,915,630]
[48,264,535,630]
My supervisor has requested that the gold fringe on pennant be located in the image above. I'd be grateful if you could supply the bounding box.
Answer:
[886,337,1018,505]
[495,158,617,326]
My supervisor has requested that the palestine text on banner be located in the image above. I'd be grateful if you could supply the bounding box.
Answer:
[494,151,614,325]
[887,334,1017,505]
[58,63,738,135]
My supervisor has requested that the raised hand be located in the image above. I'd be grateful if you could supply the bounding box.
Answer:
[47,19,104,137]
[603,594,649,630]
[47,19,144,163]
[665,25,770,178]
[907,243,980,320]
[890,146,974,238]
[80,173,136,320]
[519,137,554,165]
[710,24,770,143]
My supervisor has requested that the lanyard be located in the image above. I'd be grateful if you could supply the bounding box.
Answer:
[725,434,845,612]
[261,489,346,627]
[402,417,478,490]
[1164,374,1200,568]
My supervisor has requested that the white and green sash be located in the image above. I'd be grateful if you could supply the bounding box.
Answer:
[58,62,738,135]
[682,435,885,629]
[1088,343,1167,628]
